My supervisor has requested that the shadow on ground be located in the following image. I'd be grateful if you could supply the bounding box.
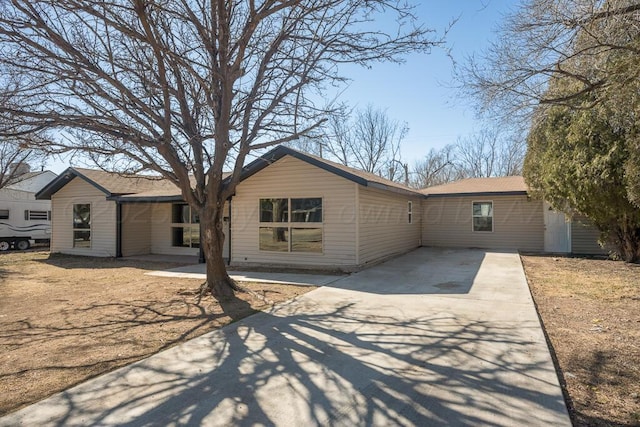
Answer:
[3,301,567,426]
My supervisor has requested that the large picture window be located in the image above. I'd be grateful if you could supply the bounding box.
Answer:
[259,198,322,253]
[472,201,493,232]
[73,204,91,248]
[171,204,200,248]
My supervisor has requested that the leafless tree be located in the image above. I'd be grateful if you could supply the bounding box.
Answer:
[410,127,525,189]
[0,1,439,300]
[0,87,46,189]
[410,144,460,188]
[291,104,409,182]
[458,0,640,120]
[0,141,33,189]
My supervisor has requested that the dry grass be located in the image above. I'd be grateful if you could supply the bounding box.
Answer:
[0,251,316,416]
[522,255,640,426]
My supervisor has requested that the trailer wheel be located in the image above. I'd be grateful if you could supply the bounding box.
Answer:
[16,239,30,251]
[0,239,10,251]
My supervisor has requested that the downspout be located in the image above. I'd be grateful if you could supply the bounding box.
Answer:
[116,202,122,258]
[198,225,205,264]
[227,197,232,266]
[355,183,360,266]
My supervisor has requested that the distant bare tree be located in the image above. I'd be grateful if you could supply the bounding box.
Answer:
[0,0,439,299]
[290,104,409,182]
[411,127,525,189]
[410,144,460,188]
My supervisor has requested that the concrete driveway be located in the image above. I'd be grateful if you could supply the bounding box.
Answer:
[1,248,570,426]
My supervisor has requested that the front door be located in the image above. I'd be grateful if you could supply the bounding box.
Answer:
[544,202,570,253]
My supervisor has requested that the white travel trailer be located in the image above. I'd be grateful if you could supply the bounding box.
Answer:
[0,170,57,251]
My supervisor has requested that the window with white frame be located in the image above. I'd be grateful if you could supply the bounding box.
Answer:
[171,204,200,248]
[0,209,9,220]
[73,204,91,248]
[259,198,322,253]
[472,201,493,232]
[408,201,413,224]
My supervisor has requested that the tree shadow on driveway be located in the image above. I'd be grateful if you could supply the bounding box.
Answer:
[3,299,569,426]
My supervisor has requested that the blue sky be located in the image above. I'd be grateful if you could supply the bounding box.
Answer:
[336,0,517,165]
[44,1,515,173]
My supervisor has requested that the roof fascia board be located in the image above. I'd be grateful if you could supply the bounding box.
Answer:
[425,191,529,198]
[367,182,426,198]
[108,195,185,203]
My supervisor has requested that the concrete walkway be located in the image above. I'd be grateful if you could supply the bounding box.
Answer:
[1,248,571,426]
[145,264,343,286]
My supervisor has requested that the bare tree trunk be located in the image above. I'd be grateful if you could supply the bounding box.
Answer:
[200,206,237,300]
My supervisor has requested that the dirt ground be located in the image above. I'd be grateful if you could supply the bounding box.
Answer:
[522,255,640,427]
[0,251,316,416]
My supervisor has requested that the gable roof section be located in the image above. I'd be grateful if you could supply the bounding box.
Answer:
[36,167,178,200]
[420,176,529,198]
[238,146,423,197]
[37,147,421,202]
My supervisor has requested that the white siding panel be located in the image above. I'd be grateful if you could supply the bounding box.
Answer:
[421,195,544,251]
[121,203,152,256]
[358,187,422,265]
[231,156,357,268]
[50,177,116,257]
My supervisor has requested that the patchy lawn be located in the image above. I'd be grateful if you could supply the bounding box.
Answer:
[522,255,640,426]
[0,251,316,416]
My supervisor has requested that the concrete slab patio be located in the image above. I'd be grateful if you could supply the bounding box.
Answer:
[1,248,571,426]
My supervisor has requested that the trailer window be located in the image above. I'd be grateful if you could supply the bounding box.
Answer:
[0,209,8,219]
[25,210,50,221]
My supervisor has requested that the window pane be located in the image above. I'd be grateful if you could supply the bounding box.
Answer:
[291,228,322,253]
[260,199,288,222]
[73,204,90,229]
[188,226,200,248]
[473,217,493,232]
[172,227,187,247]
[73,230,91,248]
[172,204,190,223]
[0,209,8,219]
[473,202,492,217]
[259,227,289,251]
[291,198,322,223]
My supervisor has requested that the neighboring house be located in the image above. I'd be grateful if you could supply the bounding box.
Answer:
[0,170,57,251]
[35,146,606,268]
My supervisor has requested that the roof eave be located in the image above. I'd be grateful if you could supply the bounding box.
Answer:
[108,195,185,203]
[36,168,113,200]
[424,190,529,198]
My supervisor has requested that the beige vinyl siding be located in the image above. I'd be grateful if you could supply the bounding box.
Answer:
[231,156,357,268]
[358,187,422,265]
[50,177,116,257]
[421,195,544,251]
[149,202,230,258]
[121,203,152,256]
[571,215,607,255]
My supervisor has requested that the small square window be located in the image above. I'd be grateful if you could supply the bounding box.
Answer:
[0,209,8,220]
